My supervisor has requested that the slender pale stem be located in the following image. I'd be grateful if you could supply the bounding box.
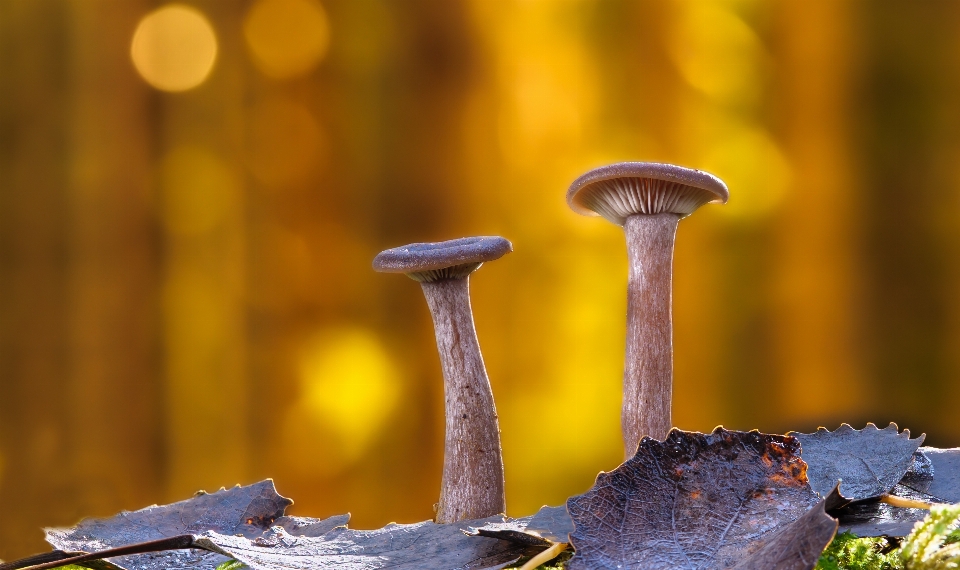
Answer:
[879,494,936,510]
[622,213,679,456]
[420,277,505,523]
[519,542,568,570]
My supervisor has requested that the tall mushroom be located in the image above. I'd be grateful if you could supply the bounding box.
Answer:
[373,236,511,523]
[566,163,728,456]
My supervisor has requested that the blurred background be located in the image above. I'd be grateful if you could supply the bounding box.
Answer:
[2,0,960,559]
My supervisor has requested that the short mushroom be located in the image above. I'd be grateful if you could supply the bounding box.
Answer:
[373,236,511,523]
[567,162,728,456]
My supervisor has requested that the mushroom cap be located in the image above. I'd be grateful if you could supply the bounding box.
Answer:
[567,162,729,225]
[373,236,512,275]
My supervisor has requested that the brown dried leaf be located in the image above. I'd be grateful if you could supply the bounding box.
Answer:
[566,428,820,570]
[789,423,924,501]
[44,480,297,570]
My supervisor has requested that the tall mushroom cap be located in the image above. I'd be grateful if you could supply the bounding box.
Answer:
[567,162,729,225]
[372,236,513,282]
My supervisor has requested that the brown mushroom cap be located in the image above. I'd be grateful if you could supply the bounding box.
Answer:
[567,162,729,225]
[373,236,512,282]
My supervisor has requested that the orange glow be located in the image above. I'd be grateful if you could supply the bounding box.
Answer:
[244,0,330,79]
[247,97,325,187]
[130,4,218,92]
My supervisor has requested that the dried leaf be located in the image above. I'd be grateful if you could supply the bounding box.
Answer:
[728,487,841,570]
[193,516,539,570]
[835,446,960,537]
[913,447,960,503]
[469,505,574,546]
[45,480,296,570]
[789,423,924,501]
[566,428,820,570]
[274,514,351,537]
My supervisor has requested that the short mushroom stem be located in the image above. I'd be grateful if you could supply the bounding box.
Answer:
[420,277,506,523]
[623,212,679,455]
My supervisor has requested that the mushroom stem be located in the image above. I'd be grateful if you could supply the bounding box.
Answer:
[420,277,505,523]
[622,212,679,455]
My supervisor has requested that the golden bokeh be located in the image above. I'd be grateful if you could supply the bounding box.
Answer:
[668,2,767,105]
[243,0,330,79]
[282,327,401,476]
[130,4,218,92]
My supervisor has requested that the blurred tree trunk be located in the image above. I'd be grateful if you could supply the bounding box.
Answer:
[770,0,867,426]
[858,1,960,445]
[0,0,159,560]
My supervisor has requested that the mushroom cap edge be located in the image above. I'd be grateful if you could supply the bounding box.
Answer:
[373,236,513,274]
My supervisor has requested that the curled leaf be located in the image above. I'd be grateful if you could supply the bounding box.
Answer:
[729,488,841,570]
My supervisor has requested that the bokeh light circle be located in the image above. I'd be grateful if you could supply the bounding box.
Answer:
[131,4,218,92]
[244,0,330,79]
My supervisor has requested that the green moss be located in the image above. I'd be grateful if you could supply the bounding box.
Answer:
[897,504,960,569]
[815,532,902,570]
[816,504,960,570]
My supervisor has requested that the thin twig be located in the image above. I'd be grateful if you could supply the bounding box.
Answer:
[879,494,937,510]
[518,541,568,570]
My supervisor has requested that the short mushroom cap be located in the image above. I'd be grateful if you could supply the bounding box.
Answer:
[373,236,512,282]
[567,162,729,226]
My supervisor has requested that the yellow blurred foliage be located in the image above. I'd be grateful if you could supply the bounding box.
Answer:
[668,2,767,105]
[160,146,239,235]
[701,125,791,221]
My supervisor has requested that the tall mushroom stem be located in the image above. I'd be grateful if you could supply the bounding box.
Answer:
[566,163,728,458]
[622,212,679,455]
[420,277,505,523]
